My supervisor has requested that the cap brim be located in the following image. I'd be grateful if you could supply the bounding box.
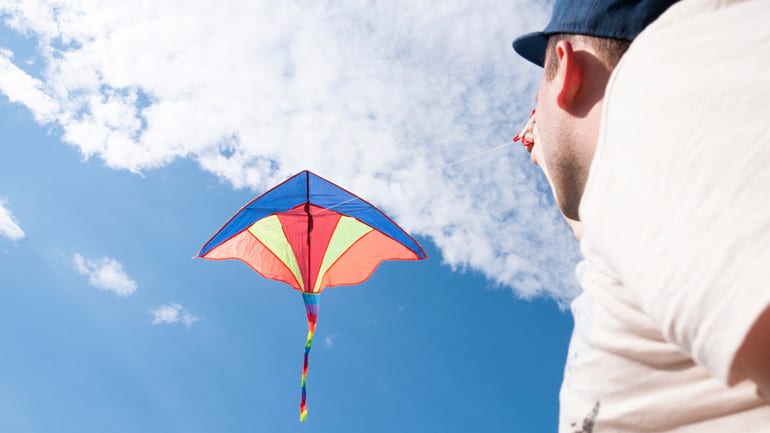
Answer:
[512,31,548,67]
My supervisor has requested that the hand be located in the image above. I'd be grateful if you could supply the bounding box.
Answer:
[735,306,770,402]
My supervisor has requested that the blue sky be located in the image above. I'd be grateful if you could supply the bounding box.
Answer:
[0,1,580,431]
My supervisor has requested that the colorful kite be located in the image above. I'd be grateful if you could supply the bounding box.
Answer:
[198,170,427,422]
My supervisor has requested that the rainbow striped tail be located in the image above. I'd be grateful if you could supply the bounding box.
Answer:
[299,292,320,423]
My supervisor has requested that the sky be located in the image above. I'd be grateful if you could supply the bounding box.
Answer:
[0,1,582,432]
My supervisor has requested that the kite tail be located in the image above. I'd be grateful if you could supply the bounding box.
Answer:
[300,292,320,423]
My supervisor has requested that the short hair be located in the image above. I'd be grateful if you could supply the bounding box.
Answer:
[544,34,631,80]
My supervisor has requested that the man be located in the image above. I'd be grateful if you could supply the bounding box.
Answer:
[513,0,770,431]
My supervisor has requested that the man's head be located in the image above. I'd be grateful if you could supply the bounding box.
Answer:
[532,34,627,221]
[513,0,677,220]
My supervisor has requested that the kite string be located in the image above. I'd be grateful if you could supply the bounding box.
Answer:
[423,141,510,174]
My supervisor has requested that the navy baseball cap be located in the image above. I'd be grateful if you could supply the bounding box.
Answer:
[513,0,679,67]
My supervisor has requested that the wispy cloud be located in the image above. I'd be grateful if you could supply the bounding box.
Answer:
[0,1,581,303]
[0,201,24,241]
[151,303,199,327]
[73,253,137,296]
[0,49,58,122]
[324,335,335,349]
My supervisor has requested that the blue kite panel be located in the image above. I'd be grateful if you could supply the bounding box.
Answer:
[199,172,308,256]
[307,172,426,259]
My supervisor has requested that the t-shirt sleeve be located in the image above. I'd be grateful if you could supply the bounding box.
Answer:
[577,0,770,386]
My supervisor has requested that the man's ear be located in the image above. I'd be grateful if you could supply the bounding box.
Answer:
[553,40,583,111]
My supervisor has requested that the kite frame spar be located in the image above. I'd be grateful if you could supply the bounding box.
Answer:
[198,170,426,421]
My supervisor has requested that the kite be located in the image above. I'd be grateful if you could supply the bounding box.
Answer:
[198,170,427,422]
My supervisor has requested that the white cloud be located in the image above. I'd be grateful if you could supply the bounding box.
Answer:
[0,201,24,241]
[151,303,199,327]
[73,253,137,296]
[0,50,58,122]
[324,335,334,349]
[0,1,581,303]
[182,312,199,327]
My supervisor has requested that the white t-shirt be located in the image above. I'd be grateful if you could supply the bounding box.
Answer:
[561,0,770,431]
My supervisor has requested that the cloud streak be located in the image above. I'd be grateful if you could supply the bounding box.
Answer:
[324,335,335,349]
[0,49,58,122]
[151,303,199,327]
[0,1,581,303]
[73,253,137,296]
[0,200,24,241]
